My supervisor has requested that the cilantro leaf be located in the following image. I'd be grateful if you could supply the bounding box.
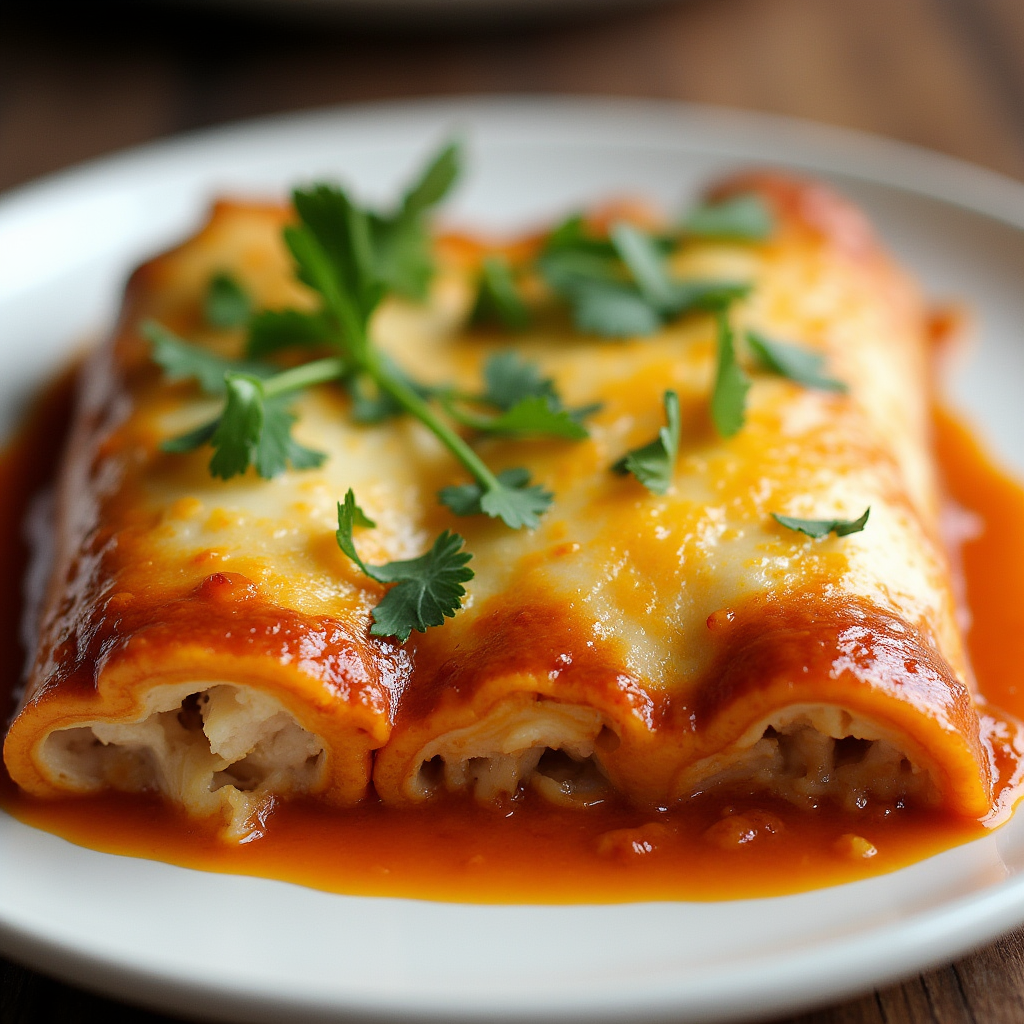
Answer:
[449,353,593,438]
[612,390,680,494]
[292,185,375,298]
[772,508,870,538]
[540,220,751,337]
[537,247,623,294]
[246,309,333,359]
[538,221,657,337]
[481,351,557,411]
[368,216,433,301]
[288,186,383,331]
[471,255,531,330]
[610,222,677,312]
[479,474,553,529]
[710,312,750,438]
[208,375,264,479]
[205,272,252,329]
[683,194,775,242]
[335,488,378,574]
[483,396,589,439]
[666,280,751,316]
[144,320,272,395]
[746,331,848,393]
[369,532,474,641]
[610,223,750,319]
[208,374,326,480]
[370,140,462,300]
[254,399,329,477]
[439,467,553,529]
[573,283,663,337]
[399,140,461,221]
[335,489,473,642]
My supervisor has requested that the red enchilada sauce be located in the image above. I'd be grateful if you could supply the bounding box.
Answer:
[1,373,1022,903]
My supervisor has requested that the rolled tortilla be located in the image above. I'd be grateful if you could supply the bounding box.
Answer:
[3,203,414,841]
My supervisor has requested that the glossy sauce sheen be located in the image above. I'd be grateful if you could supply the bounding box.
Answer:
[0,376,1022,902]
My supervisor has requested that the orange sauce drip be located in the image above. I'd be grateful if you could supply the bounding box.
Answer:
[1,383,1022,904]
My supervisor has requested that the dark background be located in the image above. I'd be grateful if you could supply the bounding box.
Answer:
[2,1,1024,1021]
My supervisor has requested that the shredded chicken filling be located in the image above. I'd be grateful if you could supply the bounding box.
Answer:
[678,706,941,811]
[409,696,612,807]
[39,684,326,841]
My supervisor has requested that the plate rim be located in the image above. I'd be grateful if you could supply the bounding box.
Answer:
[3,95,1024,230]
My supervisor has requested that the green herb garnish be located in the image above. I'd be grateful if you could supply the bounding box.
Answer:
[438,467,553,530]
[204,272,253,329]
[710,311,750,438]
[246,309,333,358]
[682,194,775,242]
[609,223,678,313]
[336,489,474,642]
[441,351,596,441]
[612,390,681,495]
[772,508,871,538]
[144,320,272,394]
[570,284,664,337]
[537,218,749,338]
[157,355,344,477]
[747,331,848,393]
[368,140,462,301]
[471,255,531,330]
[208,374,329,480]
[480,350,555,411]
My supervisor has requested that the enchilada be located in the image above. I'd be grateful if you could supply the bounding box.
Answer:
[3,155,1016,852]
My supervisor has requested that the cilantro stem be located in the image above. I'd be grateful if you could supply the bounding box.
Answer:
[439,397,498,432]
[366,351,503,492]
[259,357,349,398]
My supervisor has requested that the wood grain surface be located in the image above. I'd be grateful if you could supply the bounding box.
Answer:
[2,1,1024,1021]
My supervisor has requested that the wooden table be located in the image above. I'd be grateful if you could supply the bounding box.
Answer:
[2,0,1024,1020]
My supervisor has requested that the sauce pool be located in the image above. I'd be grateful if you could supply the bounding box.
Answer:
[1,377,1023,904]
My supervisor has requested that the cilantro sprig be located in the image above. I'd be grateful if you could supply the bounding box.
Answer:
[336,490,473,641]
[613,389,680,495]
[149,141,574,534]
[682,193,775,242]
[205,272,252,329]
[471,255,531,331]
[536,216,750,338]
[747,331,848,393]
[145,320,272,394]
[440,351,597,442]
[710,311,750,438]
[772,508,870,538]
[146,320,344,476]
[438,467,553,530]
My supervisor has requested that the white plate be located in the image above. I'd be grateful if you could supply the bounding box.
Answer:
[3,97,1024,1024]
